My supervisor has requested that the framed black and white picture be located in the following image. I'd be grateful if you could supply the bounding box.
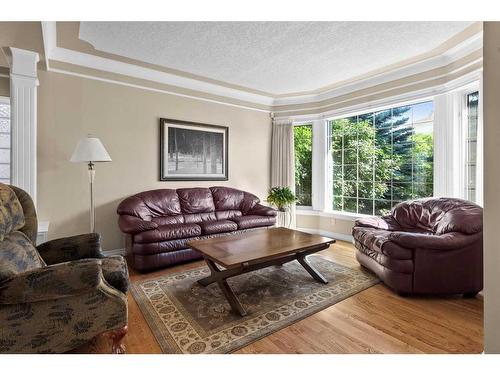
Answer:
[160,118,228,181]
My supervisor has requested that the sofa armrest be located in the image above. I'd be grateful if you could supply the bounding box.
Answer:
[354,215,401,231]
[0,259,107,304]
[247,203,277,217]
[118,214,158,234]
[37,233,103,265]
[388,231,481,250]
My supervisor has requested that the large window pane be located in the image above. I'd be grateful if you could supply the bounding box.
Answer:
[0,101,10,185]
[294,124,312,206]
[465,92,479,203]
[328,100,434,215]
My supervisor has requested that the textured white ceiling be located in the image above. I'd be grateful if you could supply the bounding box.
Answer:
[79,21,473,95]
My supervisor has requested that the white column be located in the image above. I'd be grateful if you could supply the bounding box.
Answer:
[311,119,328,211]
[9,48,39,205]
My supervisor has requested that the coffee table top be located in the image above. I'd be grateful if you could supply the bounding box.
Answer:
[188,227,335,269]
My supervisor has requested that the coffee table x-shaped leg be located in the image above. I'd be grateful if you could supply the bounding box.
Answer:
[197,245,329,316]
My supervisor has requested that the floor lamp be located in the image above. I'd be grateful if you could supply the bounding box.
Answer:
[70,136,112,233]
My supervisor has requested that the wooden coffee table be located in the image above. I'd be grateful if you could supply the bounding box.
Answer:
[187,227,335,316]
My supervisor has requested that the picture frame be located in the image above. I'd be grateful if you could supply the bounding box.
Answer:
[159,118,229,181]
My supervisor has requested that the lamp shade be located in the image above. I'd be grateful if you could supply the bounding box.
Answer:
[70,137,112,163]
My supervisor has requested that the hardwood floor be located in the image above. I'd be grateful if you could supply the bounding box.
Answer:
[78,240,483,354]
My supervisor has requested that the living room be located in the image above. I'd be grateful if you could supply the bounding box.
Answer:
[1,0,500,371]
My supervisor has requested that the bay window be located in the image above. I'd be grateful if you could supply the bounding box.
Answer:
[328,101,434,215]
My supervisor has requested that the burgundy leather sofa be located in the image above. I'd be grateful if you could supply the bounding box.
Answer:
[117,187,277,271]
[352,197,483,296]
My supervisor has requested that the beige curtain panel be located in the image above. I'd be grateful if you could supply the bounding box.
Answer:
[271,119,296,228]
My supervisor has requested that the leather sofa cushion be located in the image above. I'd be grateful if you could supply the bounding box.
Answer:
[241,193,260,213]
[183,212,217,223]
[117,189,181,220]
[391,197,483,234]
[200,220,238,235]
[352,227,412,259]
[215,210,242,220]
[177,188,215,213]
[210,186,260,213]
[354,240,413,274]
[134,223,202,243]
[435,206,483,235]
[151,215,184,226]
[210,186,245,210]
[232,215,276,230]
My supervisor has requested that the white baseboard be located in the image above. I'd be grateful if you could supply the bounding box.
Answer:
[103,248,126,257]
[297,227,354,243]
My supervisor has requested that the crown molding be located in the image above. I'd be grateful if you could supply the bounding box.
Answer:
[274,69,482,123]
[41,21,56,70]
[41,21,483,114]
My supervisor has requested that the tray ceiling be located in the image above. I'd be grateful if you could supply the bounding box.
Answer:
[78,21,474,95]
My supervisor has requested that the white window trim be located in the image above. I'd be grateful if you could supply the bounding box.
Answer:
[458,84,481,204]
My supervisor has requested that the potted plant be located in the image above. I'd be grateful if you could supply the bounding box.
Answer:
[266,186,297,212]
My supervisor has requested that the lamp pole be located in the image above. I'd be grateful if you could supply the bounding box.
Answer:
[88,161,96,233]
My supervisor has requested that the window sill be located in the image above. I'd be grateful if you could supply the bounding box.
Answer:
[296,209,372,222]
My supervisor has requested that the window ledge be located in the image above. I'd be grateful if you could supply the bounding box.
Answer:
[296,209,372,222]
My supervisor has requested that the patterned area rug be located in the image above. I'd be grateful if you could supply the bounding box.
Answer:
[131,256,379,353]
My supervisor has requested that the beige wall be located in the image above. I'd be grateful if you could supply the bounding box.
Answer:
[37,70,272,250]
[0,76,8,97]
[483,21,500,353]
[296,214,354,238]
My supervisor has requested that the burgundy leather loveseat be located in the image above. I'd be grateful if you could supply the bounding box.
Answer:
[117,187,277,271]
[352,197,483,296]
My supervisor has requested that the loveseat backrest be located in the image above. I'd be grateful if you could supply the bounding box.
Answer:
[117,186,261,221]
[391,197,483,235]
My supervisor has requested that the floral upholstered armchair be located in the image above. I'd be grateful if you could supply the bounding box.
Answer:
[0,184,129,353]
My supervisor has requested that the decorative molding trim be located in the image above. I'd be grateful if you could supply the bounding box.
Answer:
[272,57,483,116]
[42,21,484,115]
[102,248,127,257]
[276,69,482,122]
[297,227,354,243]
[41,21,56,70]
[50,46,275,107]
[9,48,39,206]
[48,65,271,113]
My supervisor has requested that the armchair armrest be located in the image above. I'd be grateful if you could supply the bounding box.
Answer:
[388,231,481,250]
[247,203,277,217]
[118,215,158,234]
[37,233,103,265]
[0,259,105,304]
[354,215,401,231]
